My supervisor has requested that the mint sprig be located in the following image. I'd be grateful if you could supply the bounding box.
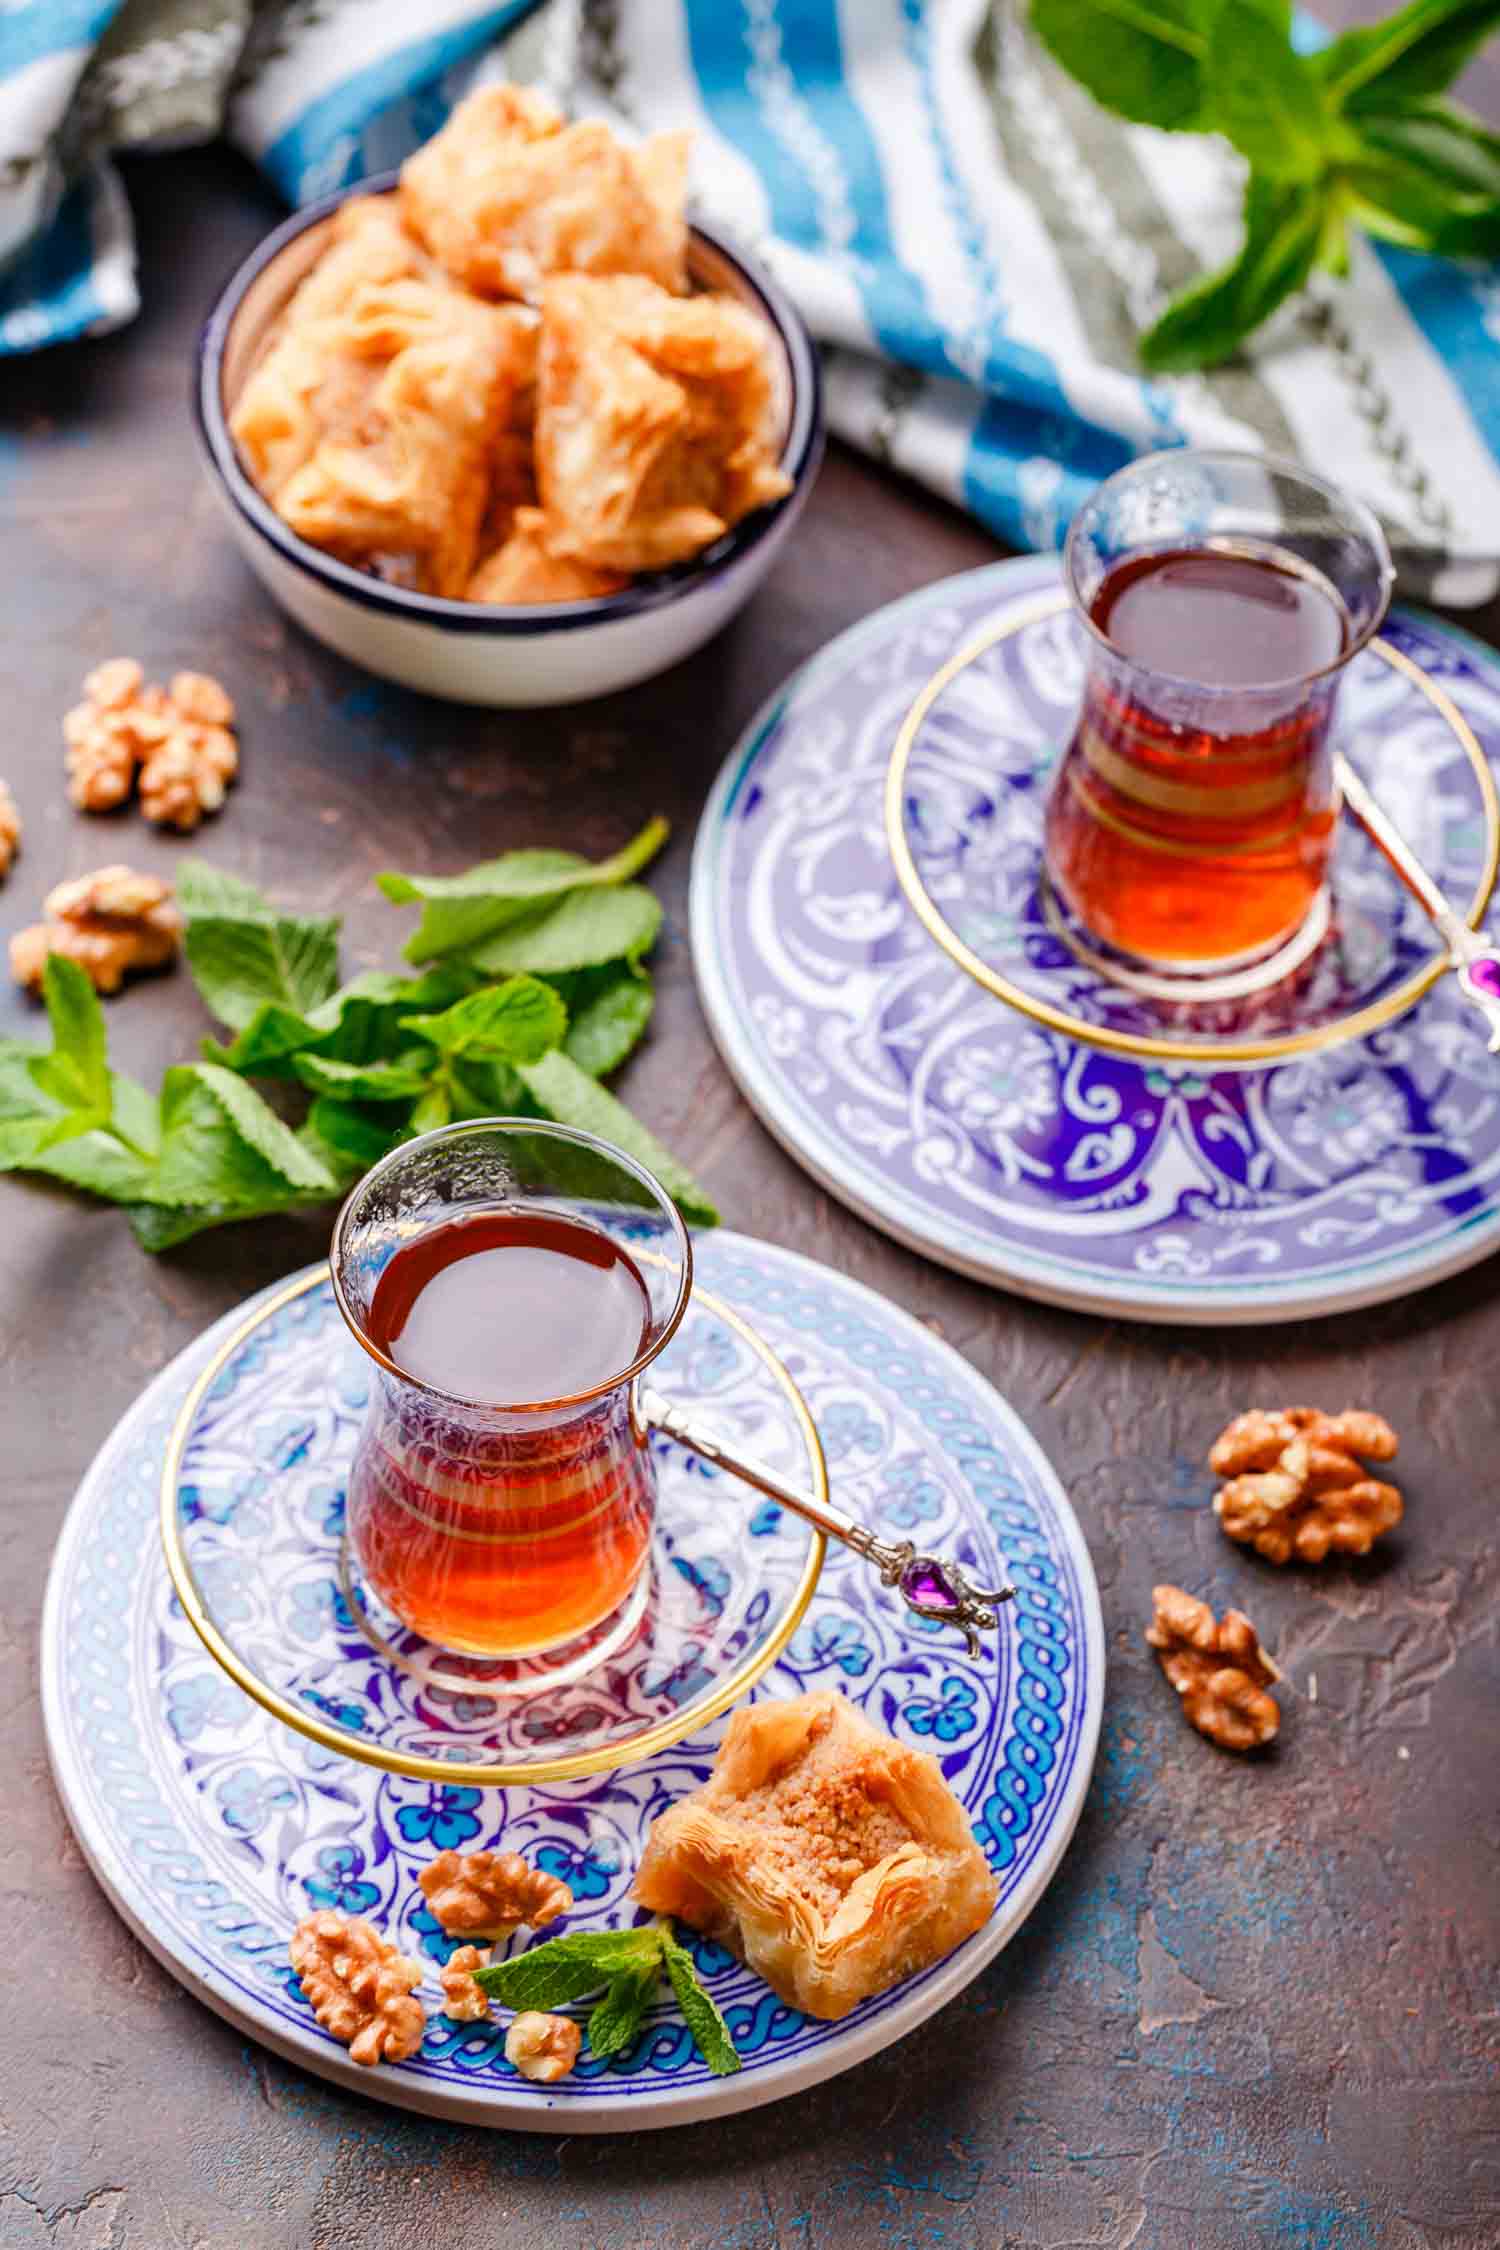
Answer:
[474,1920,742,2076]
[1030,0,1500,370]
[0,821,719,1245]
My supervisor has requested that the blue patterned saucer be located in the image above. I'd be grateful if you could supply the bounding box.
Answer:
[41,1234,1102,2129]
[692,558,1500,1323]
[160,1267,827,1786]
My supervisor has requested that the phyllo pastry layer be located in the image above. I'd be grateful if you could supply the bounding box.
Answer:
[634,1690,998,2021]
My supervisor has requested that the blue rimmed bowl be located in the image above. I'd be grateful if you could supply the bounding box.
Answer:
[196,177,823,708]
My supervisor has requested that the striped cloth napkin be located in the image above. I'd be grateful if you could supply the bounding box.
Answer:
[4,0,1499,602]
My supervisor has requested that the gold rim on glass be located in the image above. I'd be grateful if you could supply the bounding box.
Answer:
[884,590,1500,1066]
[159,1265,828,1787]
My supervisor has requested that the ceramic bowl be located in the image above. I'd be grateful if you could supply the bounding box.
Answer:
[195,176,823,707]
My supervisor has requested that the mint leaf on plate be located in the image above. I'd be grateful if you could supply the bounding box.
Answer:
[661,1935,741,2077]
[586,1961,661,2061]
[515,1049,718,1226]
[474,1927,661,2012]
[464,886,662,979]
[178,859,341,1032]
[382,817,669,964]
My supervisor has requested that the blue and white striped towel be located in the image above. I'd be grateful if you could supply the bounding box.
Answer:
[4,0,1500,602]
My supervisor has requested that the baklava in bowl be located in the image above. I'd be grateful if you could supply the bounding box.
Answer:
[195,89,822,707]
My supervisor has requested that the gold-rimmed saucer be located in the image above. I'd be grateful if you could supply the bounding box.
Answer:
[160,1265,827,1788]
[885,590,1500,1066]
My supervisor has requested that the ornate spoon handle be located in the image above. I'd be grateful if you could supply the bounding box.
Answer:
[1335,751,1500,1051]
[636,1383,1014,1658]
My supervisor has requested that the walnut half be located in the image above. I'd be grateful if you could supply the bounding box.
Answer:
[439,1943,492,2023]
[288,1909,426,2067]
[417,1848,573,1942]
[10,864,182,995]
[1210,1407,1401,1565]
[505,2010,581,2083]
[1146,1585,1281,1753]
[0,781,19,880]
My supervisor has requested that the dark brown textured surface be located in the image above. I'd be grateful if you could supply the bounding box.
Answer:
[4,102,1500,2250]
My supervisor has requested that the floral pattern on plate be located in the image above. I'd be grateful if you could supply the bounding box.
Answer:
[41,1235,1103,2130]
[691,557,1500,1321]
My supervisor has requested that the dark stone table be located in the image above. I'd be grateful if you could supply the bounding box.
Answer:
[4,106,1498,2250]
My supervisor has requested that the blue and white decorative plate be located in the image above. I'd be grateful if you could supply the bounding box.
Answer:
[41,1234,1103,2131]
[692,558,1500,1323]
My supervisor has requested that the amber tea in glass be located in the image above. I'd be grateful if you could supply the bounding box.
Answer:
[1044,450,1393,984]
[331,1120,691,1673]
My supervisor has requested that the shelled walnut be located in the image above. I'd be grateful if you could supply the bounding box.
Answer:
[417,1849,573,1942]
[9,864,182,995]
[0,781,19,878]
[138,722,239,831]
[504,2010,581,2083]
[1146,1585,1281,1752]
[288,1909,426,2067]
[61,658,238,824]
[439,1944,492,2023]
[1210,1407,1401,1564]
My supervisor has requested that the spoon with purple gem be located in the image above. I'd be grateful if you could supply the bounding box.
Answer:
[1334,751,1500,1052]
[636,1385,1013,1657]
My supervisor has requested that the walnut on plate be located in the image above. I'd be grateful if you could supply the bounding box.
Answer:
[439,1943,492,2023]
[1210,1407,1401,1565]
[0,781,19,878]
[1147,1585,1281,1752]
[288,1909,426,2067]
[10,864,182,995]
[504,2009,581,2083]
[417,1848,572,1942]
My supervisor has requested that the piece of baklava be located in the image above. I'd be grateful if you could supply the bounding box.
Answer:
[400,84,690,304]
[231,221,533,597]
[535,273,792,574]
[634,1691,998,2021]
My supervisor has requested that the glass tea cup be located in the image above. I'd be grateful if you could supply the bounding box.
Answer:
[1043,448,1394,988]
[330,1118,691,1677]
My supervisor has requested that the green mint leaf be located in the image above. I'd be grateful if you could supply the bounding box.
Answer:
[32,956,110,1115]
[465,886,662,980]
[661,1935,741,2077]
[382,817,669,964]
[110,1072,162,1160]
[126,1199,264,1252]
[1203,2,1330,179]
[299,1097,409,1185]
[1348,101,1500,252]
[1029,0,1211,131]
[178,859,341,1032]
[558,967,655,1079]
[150,1063,337,1208]
[1318,0,1500,111]
[26,1130,159,1201]
[212,967,473,1078]
[515,1049,717,1225]
[401,974,568,1065]
[409,1080,453,1135]
[291,1051,433,1101]
[446,1054,530,1120]
[475,1927,663,2012]
[1139,176,1325,371]
[586,1962,661,2062]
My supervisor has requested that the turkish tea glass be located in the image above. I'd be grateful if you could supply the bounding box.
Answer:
[331,1119,691,1676]
[1044,448,1393,989]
